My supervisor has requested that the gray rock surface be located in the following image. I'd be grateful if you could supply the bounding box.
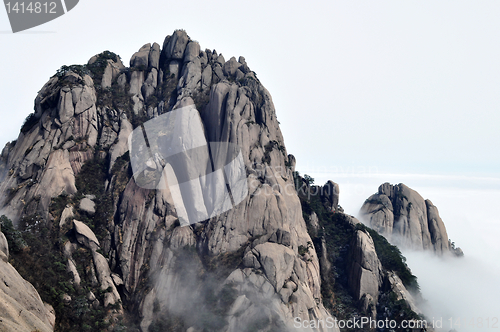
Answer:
[0,258,55,332]
[59,205,74,228]
[130,43,151,68]
[73,219,100,249]
[387,272,422,314]
[101,59,124,89]
[164,30,189,60]
[0,230,8,261]
[149,42,161,69]
[360,183,456,255]
[348,230,382,317]
[323,180,340,211]
[79,197,95,214]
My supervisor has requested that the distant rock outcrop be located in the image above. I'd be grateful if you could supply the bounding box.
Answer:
[360,182,462,256]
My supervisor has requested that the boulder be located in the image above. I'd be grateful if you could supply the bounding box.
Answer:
[184,41,200,63]
[148,42,161,69]
[130,43,151,68]
[164,30,189,60]
[323,180,340,211]
[73,219,100,249]
[59,205,74,228]
[222,56,241,77]
[79,197,95,215]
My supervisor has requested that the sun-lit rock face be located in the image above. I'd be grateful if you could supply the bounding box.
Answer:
[0,30,339,331]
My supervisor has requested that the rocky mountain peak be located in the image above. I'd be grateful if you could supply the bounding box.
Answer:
[360,182,463,256]
[0,30,452,332]
[0,30,336,331]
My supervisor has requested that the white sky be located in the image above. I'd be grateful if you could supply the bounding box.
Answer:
[1,1,500,325]
[1,0,499,178]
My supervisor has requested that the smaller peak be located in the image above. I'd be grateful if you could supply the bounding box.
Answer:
[163,29,190,61]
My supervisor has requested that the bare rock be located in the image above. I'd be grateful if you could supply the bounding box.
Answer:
[168,60,180,78]
[148,42,161,69]
[308,212,320,237]
[34,150,77,211]
[111,273,124,287]
[58,88,74,123]
[62,294,71,305]
[92,251,121,308]
[164,30,189,60]
[141,68,158,100]
[79,197,95,215]
[184,41,200,63]
[348,230,382,317]
[69,149,94,175]
[387,272,422,314]
[101,59,124,89]
[67,258,81,286]
[360,193,394,239]
[250,243,295,292]
[73,219,100,249]
[360,183,456,255]
[130,43,151,68]
[426,199,450,254]
[129,70,145,96]
[201,65,212,90]
[223,56,241,77]
[169,226,196,250]
[177,58,202,92]
[0,258,55,332]
[109,115,133,172]
[0,230,8,261]
[323,180,340,211]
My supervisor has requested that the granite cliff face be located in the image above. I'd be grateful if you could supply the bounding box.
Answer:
[0,30,337,331]
[360,182,463,256]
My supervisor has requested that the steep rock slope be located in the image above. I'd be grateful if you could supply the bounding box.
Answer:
[359,183,463,256]
[0,225,55,332]
[295,176,423,325]
[0,30,337,331]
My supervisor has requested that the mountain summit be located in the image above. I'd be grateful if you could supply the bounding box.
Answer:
[0,30,337,331]
[0,30,439,331]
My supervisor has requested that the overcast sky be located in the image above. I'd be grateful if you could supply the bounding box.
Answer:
[1,0,499,180]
